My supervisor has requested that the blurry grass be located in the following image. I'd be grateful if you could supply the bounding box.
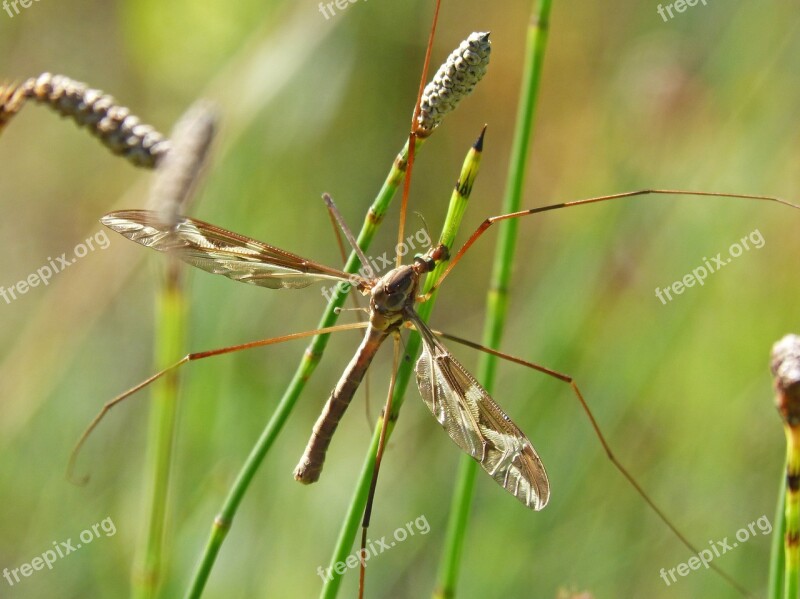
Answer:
[134,102,217,598]
[436,2,552,597]
[134,280,185,598]
[1,1,800,598]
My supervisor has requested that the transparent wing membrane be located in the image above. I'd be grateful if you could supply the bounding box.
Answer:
[102,210,367,290]
[410,314,550,510]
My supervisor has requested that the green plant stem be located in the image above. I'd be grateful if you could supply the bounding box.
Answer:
[769,457,787,599]
[320,129,484,599]
[134,270,186,599]
[784,427,800,599]
[434,2,553,597]
[184,138,421,599]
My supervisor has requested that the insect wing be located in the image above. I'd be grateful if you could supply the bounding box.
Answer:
[412,318,550,510]
[102,210,367,290]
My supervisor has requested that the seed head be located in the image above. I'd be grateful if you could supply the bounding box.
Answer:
[772,334,800,426]
[148,100,218,224]
[772,334,800,391]
[0,73,170,168]
[416,32,491,137]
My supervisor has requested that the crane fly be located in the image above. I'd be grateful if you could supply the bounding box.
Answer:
[98,207,550,509]
[72,177,800,599]
[64,0,800,591]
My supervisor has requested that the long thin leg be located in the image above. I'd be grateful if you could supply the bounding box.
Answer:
[424,189,800,298]
[358,334,401,599]
[424,325,755,599]
[67,321,368,485]
[395,0,442,268]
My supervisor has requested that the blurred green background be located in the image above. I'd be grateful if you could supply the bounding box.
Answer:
[1,1,799,597]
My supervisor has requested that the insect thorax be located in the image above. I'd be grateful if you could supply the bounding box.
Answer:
[369,265,419,332]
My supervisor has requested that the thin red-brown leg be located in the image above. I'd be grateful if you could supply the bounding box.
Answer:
[396,0,442,268]
[422,189,800,298]
[423,325,755,598]
[67,322,368,485]
[357,334,401,599]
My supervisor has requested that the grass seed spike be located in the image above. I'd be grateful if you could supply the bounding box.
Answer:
[0,73,169,167]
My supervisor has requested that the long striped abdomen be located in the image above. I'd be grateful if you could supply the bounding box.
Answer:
[293,325,388,484]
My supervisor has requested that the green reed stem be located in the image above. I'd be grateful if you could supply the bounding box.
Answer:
[783,426,800,599]
[184,138,421,599]
[320,129,484,599]
[772,335,800,599]
[134,104,215,599]
[769,459,787,599]
[434,2,552,597]
[134,270,186,599]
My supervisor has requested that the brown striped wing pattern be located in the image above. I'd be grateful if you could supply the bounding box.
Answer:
[102,210,367,290]
[411,314,550,510]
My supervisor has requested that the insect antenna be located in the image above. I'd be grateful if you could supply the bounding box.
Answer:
[322,193,374,278]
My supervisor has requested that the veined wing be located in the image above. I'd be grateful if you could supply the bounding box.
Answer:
[102,210,369,290]
[410,314,550,510]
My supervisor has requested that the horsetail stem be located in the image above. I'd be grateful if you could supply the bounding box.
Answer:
[320,127,485,599]
[436,3,552,595]
[771,334,800,598]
